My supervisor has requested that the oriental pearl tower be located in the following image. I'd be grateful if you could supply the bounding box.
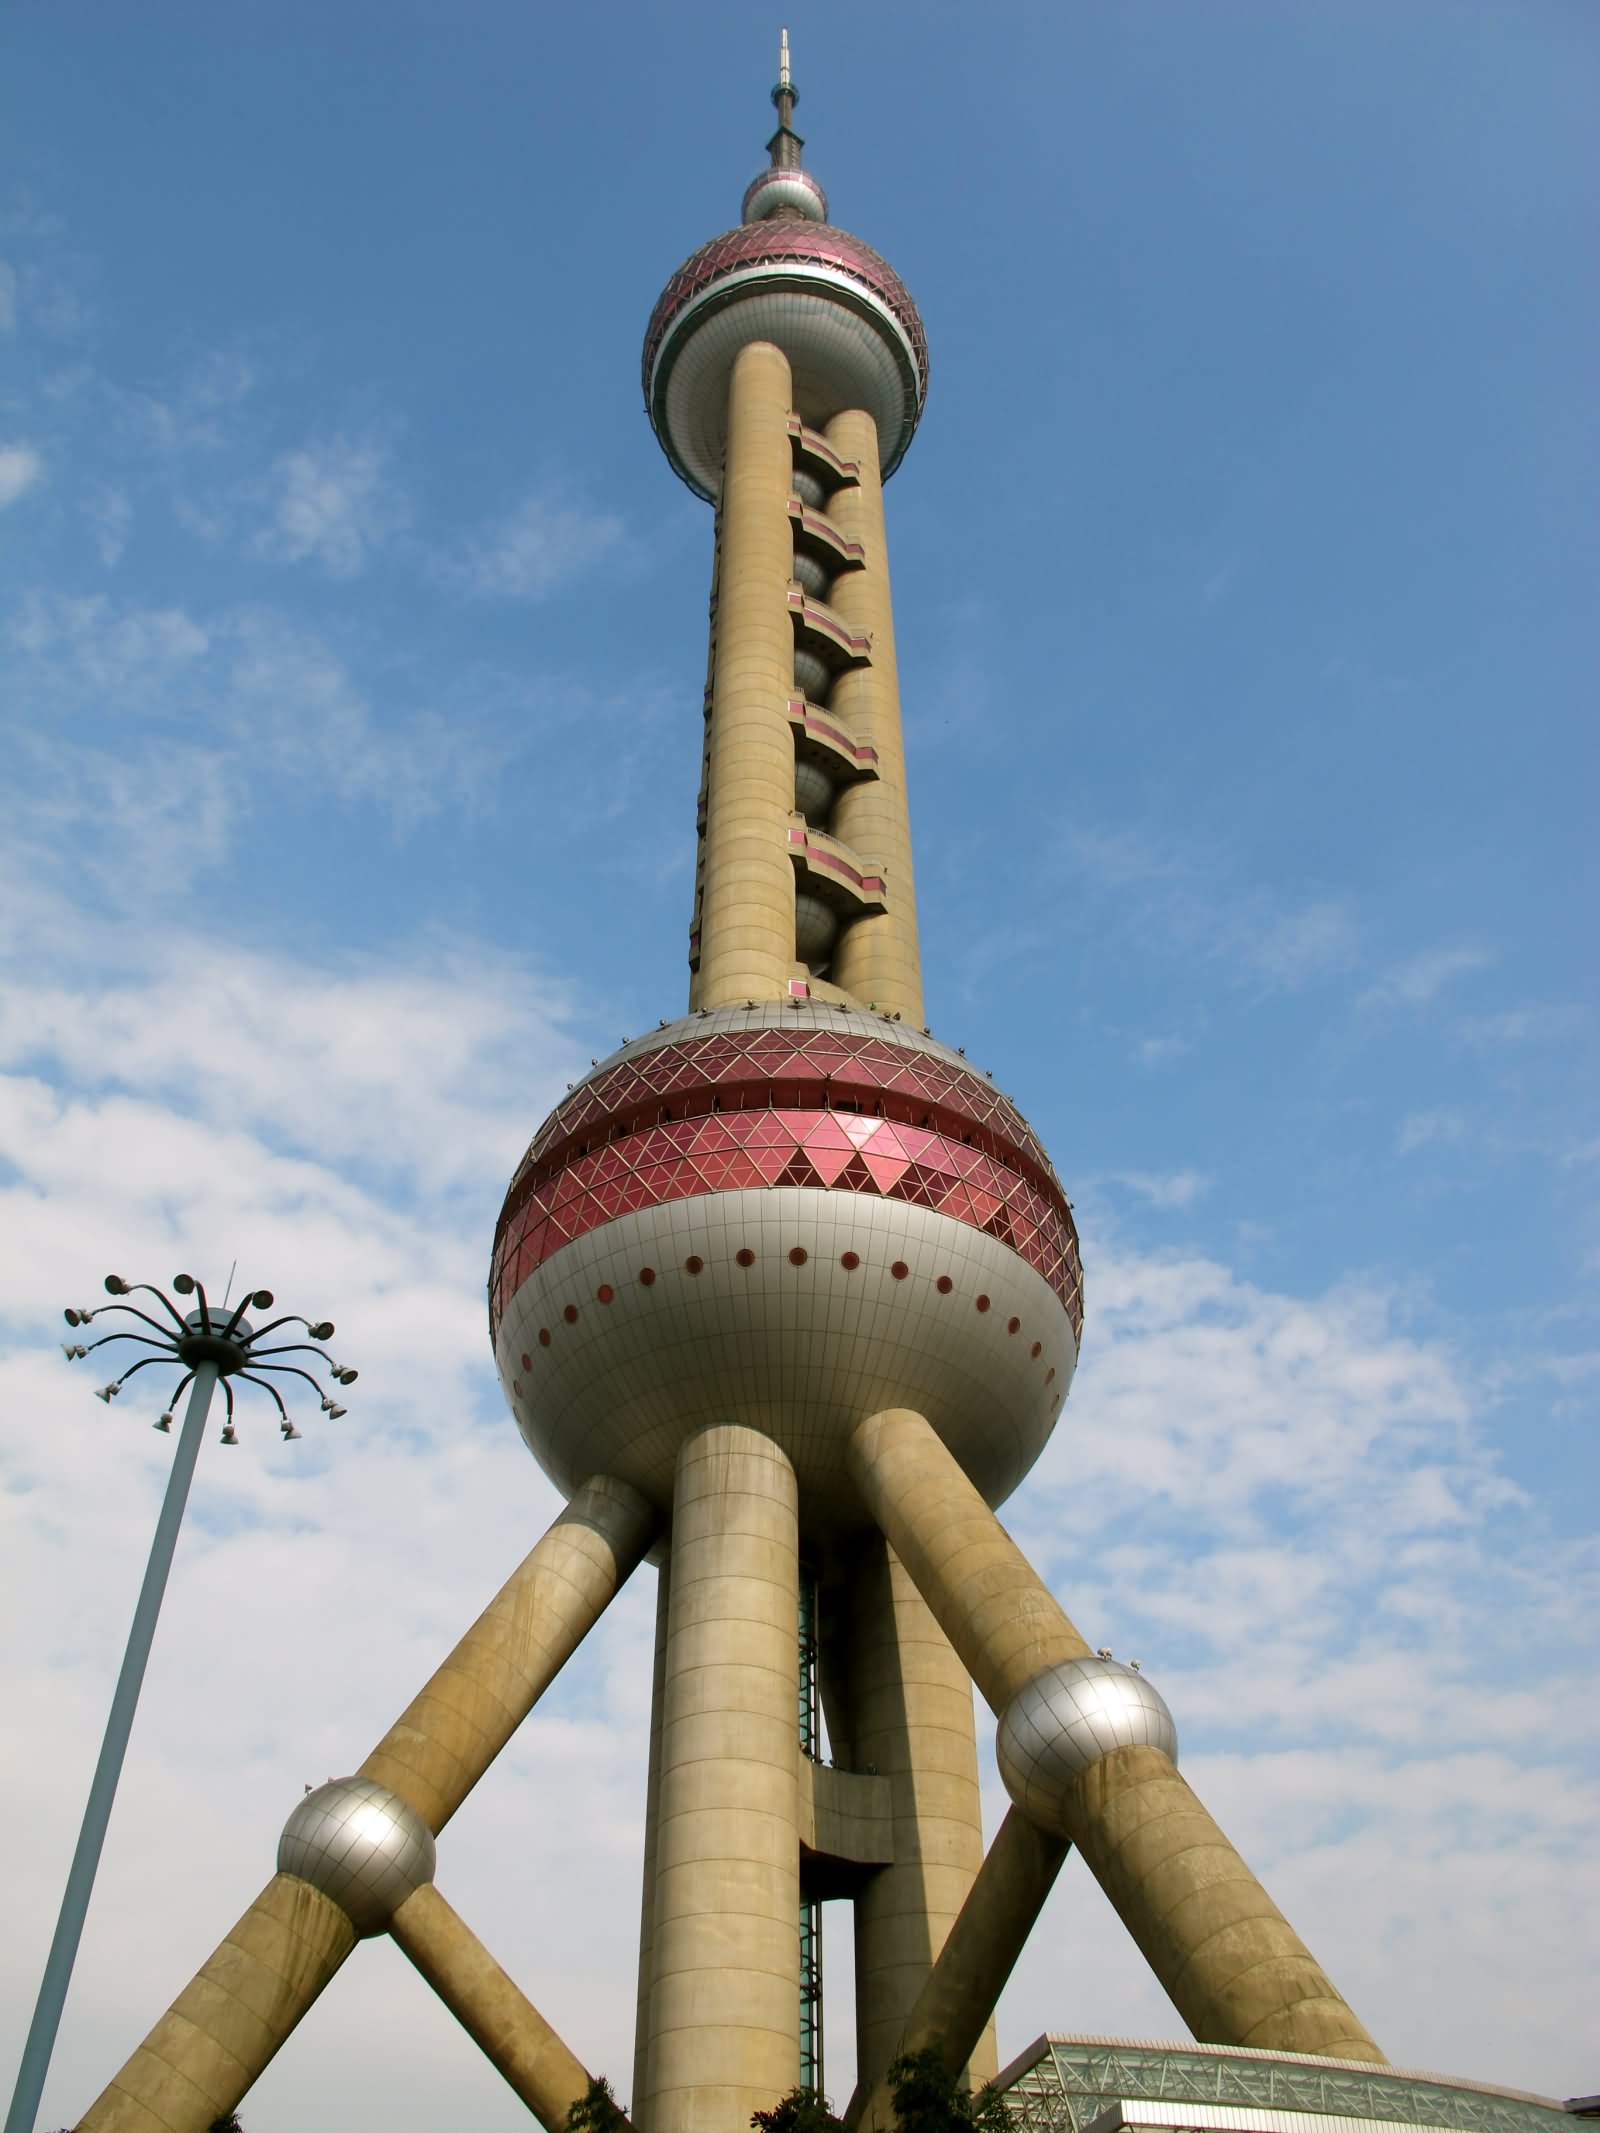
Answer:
[74,37,1384,2133]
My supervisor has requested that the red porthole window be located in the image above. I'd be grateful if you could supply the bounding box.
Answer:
[639,1266,657,1286]
[890,1260,909,1281]
[563,1304,579,1324]
[935,1275,954,1295]
[597,1283,614,1304]
[840,1250,860,1270]
[975,1295,991,1313]
[538,1328,551,1347]
[789,1246,808,1266]
[736,1247,756,1268]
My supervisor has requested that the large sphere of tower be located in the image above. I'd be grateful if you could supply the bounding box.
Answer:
[489,1004,1083,1539]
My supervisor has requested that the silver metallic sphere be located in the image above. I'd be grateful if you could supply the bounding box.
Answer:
[793,644,833,702]
[790,547,833,599]
[794,890,840,966]
[996,1657,1178,1836]
[277,1776,435,1935]
[793,755,836,824]
[742,167,829,225]
[791,467,829,509]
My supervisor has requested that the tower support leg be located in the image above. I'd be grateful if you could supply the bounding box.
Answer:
[848,1408,1385,2065]
[826,1535,994,2098]
[361,1472,656,1831]
[76,1473,655,2133]
[76,1875,355,2133]
[388,1882,606,2132]
[645,1426,801,2132]
[631,1560,671,2125]
[846,1808,1068,2131]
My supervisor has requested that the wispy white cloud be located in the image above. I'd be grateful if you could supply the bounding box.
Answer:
[253,433,410,578]
[1063,824,1358,993]
[0,441,44,509]
[1458,1003,1587,1048]
[445,487,624,602]
[1131,1032,1191,1069]
[1397,1108,1468,1155]
[1106,1168,1213,1209]
[1359,943,1494,1012]
[83,484,132,566]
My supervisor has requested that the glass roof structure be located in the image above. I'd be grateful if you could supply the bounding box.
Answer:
[995,2038,1571,2133]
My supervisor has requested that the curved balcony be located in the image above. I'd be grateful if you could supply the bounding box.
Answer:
[787,817,888,916]
[787,416,861,491]
[786,696,879,790]
[787,498,865,577]
[788,589,871,674]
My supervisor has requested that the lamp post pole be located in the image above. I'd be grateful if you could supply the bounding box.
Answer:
[4,1274,355,2133]
[5,1364,220,2133]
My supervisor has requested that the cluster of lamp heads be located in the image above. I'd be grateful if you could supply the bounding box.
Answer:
[60,1272,357,1446]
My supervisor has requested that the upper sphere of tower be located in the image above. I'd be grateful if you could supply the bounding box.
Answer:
[741,165,828,224]
[643,47,928,501]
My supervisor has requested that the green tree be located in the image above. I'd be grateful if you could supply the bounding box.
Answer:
[751,2090,846,2130]
[566,2074,630,2130]
[885,2049,1011,2131]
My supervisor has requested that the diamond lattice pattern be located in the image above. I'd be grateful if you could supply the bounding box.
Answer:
[492,1098,1082,1343]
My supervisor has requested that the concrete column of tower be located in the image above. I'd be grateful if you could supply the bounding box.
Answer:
[645,1425,802,2131]
[826,1534,994,2096]
[631,1560,671,2123]
[358,1473,655,1832]
[848,1407,1386,2065]
[75,1875,356,2133]
[848,1808,1069,2132]
[822,406,925,1024]
[388,1883,596,2133]
[694,340,804,1008]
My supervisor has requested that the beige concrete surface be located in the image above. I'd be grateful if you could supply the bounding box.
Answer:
[823,1533,995,2096]
[360,1472,655,1831]
[632,1560,672,2123]
[823,407,924,1024]
[847,1408,1089,1713]
[389,1881,607,2131]
[848,1407,1385,2065]
[847,1807,1068,2130]
[644,1425,802,2131]
[697,342,804,1007]
[76,1874,355,2133]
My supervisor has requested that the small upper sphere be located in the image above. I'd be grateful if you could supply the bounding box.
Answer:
[278,1776,435,1935]
[644,220,929,501]
[996,1657,1178,1838]
[742,166,829,224]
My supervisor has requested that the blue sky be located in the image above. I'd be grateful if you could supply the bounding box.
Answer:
[1,3,1595,2127]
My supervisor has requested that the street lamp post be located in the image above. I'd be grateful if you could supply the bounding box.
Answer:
[4,1272,357,2133]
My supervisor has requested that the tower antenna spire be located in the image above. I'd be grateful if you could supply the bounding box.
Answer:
[769,24,801,170]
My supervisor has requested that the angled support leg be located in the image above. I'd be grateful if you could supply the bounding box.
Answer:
[846,1808,1068,2131]
[362,1473,657,1831]
[74,1876,356,2133]
[848,1409,1384,2066]
[389,1882,629,2132]
[77,1473,657,2133]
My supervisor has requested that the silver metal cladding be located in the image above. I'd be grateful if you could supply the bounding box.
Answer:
[996,1657,1179,1836]
[277,1776,436,1935]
